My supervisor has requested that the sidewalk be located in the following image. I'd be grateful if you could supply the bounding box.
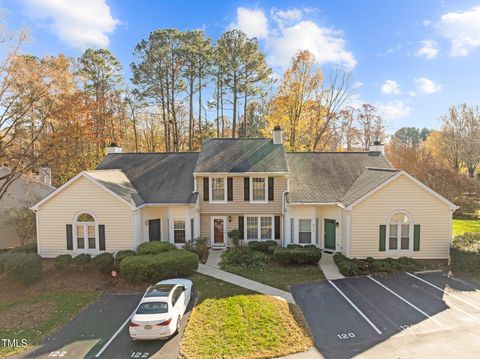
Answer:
[197,262,295,303]
[319,252,345,280]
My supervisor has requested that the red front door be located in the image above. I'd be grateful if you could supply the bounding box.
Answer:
[213,218,225,245]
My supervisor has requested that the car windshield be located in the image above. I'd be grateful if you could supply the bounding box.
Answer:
[145,284,175,298]
[136,302,168,314]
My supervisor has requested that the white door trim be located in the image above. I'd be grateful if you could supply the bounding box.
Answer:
[211,216,227,247]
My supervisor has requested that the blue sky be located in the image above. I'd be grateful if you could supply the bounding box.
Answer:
[3,0,480,134]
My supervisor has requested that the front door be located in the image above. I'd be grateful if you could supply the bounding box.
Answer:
[148,219,161,241]
[212,217,226,246]
[324,219,336,251]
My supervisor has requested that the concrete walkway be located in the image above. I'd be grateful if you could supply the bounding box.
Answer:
[280,347,323,359]
[205,248,224,268]
[319,252,344,280]
[197,263,295,303]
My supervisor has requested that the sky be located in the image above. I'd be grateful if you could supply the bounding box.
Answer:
[2,0,480,134]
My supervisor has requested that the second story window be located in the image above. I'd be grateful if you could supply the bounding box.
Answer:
[210,177,226,202]
[251,177,267,202]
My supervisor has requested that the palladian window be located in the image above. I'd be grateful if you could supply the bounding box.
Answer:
[75,213,97,251]
[387,212,412,251]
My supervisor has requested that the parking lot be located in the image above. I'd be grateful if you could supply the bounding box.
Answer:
[292,271,480,359]
[15,291,195,359]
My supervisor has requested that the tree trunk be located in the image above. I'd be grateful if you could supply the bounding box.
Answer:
[232,72,237,138]
[188,74,194,151]
[198,68,202,142]
[216,73,220,137]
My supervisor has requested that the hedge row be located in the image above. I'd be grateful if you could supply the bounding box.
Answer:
[0,253,42,284]
[137,241,177,255]
[451,232,480,272]
[247,240,278,254]
[220,247,267,269]
[334,253,418,276]
[120,249,198,284]
[272,247,322,265]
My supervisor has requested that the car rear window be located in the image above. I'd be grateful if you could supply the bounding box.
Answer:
[136,302,168,314]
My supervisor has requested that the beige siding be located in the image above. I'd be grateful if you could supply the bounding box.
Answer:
[197,176,287,214]
[133,210,143,248]
[37,176,134,258]
[141,207,168,243]
[350,175,452,259]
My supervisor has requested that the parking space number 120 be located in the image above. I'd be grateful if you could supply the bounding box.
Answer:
[337,333,355,340]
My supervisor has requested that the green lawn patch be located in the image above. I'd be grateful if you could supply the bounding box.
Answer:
[180,294,312,359]
[189,273,255,303]
[453,218,480,238]
[223,264,325,291]
[0,291,98,356]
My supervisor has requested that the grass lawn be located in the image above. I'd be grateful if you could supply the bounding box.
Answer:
[180,294,312,359]
[453,217,480,238]
[189,272,255,303]
[223,265,325,291]
[0,291,98,357]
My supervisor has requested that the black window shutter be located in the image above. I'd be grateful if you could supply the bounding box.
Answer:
[99,225,106,251]
[227,177,233,201]
[238,216,244,239]
[379,225,386,251]
[274,216,281,239]
[268,177,274,201]
[203,177,209,201]
[413,224,421,251]
[66,224,73,250]
[244,178,250,201]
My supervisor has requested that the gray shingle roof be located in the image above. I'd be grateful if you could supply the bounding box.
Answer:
[85,169,144,207]
[96,153,199,204]
[286,152,394,204]
[194,138,288,173]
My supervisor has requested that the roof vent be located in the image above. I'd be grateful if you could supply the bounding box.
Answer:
[369,141,384,154]
[273,126,283,145]
[106,143,123,155]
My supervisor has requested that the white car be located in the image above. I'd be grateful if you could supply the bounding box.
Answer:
[129,278,193,340]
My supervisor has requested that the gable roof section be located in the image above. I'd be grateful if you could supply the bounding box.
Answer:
[286,152,393,204]
[345,170,458,210]
[31,171,139,210]
[84,170,143,207]
[97,152,199,204]
[194,138,288,173]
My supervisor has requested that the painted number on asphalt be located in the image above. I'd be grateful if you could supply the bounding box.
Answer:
[400,325,412,330]
[131,352,150,358]
[337,333,355,340]
[48,352,67,357]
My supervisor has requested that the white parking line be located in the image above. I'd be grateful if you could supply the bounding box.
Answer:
[367,276,442,327]
[406,272,480,312]
[328,280,383,335]
[95,309,136,358]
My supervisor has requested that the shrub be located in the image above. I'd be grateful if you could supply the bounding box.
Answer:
[333,253,419,276]
[10,242,37,254]
[0,253,13,274]
[287,244,303,249]
[4,253,42,284]
[184,238,209,263]
[115,250,136,265]
[272,247,322,265]
[93,252,115,273]
[73,254,91,268]
[248,240,278,254]
[120,249,198,284]
[54,254,73,270]
[137,241,177,255]
[228,229,242,247]
[451,232,480,271]
[220,247,267,269]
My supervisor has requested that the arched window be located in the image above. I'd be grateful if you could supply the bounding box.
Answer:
[387,212,412,251]
[74,212,97,251]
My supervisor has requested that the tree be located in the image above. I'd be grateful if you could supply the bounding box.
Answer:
[355,104,385,150]
[265,50,323,150]
[5,200,37,245]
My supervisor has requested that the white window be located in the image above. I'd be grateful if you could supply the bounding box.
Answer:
[298,219,312,244]
[210,177,226,202]
[245,215,274,240]
[174,220,186,244]
[251,177,267,202]
[387,212,412,251]
[261,217,272,240]
[75,213,97,251]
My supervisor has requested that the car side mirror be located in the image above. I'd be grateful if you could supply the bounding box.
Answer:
[182,286,187,291]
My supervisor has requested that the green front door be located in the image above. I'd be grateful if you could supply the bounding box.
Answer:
[324,219,336,251]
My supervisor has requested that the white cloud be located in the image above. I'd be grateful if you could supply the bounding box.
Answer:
[415,40,439,59]
[409,91,416,97]
[271,8,302,27]
[439,6,480,56]
[381,80,401,95]
[23,0,119,48]
[267,20,356,69]
[228,7,269,39]
[377,100,411,120]
[352,81,364,89]
[414,77,442,94]
[423,20,432,27]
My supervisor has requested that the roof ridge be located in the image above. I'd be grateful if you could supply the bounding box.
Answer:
[108,151,200,155]
[287,151,371,154]
[365,167,398,172]
[204,137,270,141]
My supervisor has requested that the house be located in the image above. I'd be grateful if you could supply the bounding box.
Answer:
[31,127,458,260]
[0,167,55,248]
